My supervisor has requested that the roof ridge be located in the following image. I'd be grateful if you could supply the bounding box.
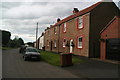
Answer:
[100,16,119,34]
[51,1,102,28]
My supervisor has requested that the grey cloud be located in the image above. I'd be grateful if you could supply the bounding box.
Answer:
[1,2,96,19]
[1,2,22,9]
[4,1,119,42]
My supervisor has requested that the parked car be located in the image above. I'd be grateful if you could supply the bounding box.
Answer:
[19,45,27,53]
[23,47,41,61]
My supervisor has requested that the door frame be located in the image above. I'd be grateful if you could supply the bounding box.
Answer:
[70,39,73,53]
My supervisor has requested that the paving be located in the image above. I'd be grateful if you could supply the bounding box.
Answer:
[2,48,120,79]
[62,56,120,78]
[2,49,79,78]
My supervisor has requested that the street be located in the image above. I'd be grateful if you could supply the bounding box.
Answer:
[2,49,79,78]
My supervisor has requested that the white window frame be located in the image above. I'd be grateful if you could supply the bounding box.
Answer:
[47,40,49,46]
[78,16,83,29]
[63,23,66,32]
[78,36,83,48]
[54,27,57,34]
[63,38,66,48]
[54,40,57,48]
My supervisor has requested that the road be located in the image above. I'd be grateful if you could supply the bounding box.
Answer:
[2,48,79,78]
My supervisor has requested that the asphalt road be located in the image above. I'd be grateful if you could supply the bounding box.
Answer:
[2,48,79,78]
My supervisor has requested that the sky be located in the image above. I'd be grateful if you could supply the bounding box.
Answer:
[0,0,119,43]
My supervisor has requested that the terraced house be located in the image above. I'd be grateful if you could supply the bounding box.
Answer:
[43,0,119,58]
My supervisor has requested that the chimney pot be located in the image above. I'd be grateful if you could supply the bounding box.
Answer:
[50,25,53,28]
[73,8,79,14]
[47,27,49,29]
[57,18,61,22]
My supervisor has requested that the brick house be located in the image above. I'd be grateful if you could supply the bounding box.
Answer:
[44,24,60,52]
[44,1,119,58]
[100,16,120,60]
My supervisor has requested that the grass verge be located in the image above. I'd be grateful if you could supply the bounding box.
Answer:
[0,47,13,50]
[40,51,84,66]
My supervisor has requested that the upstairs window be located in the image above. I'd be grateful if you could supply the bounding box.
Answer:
[48,30,50,36]
[47,40,49,46]
[63,23,66,32]
[63,38,66,48]
[77,36,83,48]
[54,27,57,34]
[54,40,57,48]
[78,17,83,29]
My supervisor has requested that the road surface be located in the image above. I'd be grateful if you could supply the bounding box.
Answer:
[2,48,79,78]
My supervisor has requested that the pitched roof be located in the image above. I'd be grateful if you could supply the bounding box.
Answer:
[51,1,102,28]
[100,16,120,34]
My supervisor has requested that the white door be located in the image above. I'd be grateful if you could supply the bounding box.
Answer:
[70,39,73,53]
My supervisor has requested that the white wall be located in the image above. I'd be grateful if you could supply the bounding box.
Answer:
[39,36,44,49]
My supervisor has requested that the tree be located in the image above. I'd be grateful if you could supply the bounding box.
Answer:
[2,30,11,46]
[8,39,15,47]
[18,38,24,46]
[8,37,25,48]
[26,42,34,47]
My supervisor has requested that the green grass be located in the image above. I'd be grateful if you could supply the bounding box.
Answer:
[40,51,84,66]
[0,47,13,50]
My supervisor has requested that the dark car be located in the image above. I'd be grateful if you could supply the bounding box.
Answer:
[19,45,28,53]
[23,47,41,61]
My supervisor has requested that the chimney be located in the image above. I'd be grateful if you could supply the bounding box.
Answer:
[57,18,61,22]
[47,27,49,29]
[50,25,53,28]
[73,8,79,14]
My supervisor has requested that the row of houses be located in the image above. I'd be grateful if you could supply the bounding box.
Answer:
[35,0,120,61]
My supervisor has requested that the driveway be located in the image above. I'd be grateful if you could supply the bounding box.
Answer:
[62,56,119,78]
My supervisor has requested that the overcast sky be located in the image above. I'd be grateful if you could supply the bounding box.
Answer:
[0,0,119,43]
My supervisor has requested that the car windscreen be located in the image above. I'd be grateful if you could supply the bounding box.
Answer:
[26,48,38,52]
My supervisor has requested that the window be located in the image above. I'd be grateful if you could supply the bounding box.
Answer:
[78,17,83,29]
[54,27,57,34]
[47,40,49,46]
[63,38,66,48]
[54,40,57,48]
[48,30,50,36]
[78,36,83,48]
[63,23,66,32]
[26,48,38,52]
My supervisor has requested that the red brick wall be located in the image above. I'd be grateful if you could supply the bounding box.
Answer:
[100,17,120,60]
[44,29,51,51]
[44,26,59,52]
[59,13,90,57]
[101,18,119,39]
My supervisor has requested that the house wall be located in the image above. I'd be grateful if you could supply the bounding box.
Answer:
[34,42,36,48]
[59,13,90,57]
[89,2,120,58]
[44,29,51,51]
[36,38,40,49]
[43,1,119,58]
[50,26,59,52]
[44,26,59,52]
[100,17,120,60]
[39,36,44,49]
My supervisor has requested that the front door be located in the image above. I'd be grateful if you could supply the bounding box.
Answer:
[70,39,73,53]
[50,41,53,51]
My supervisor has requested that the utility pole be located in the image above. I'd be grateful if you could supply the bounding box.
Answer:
[36,22,38,48]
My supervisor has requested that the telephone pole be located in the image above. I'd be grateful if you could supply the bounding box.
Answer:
[36,22,38,48]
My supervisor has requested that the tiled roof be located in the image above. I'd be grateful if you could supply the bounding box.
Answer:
[51,1,102,28]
